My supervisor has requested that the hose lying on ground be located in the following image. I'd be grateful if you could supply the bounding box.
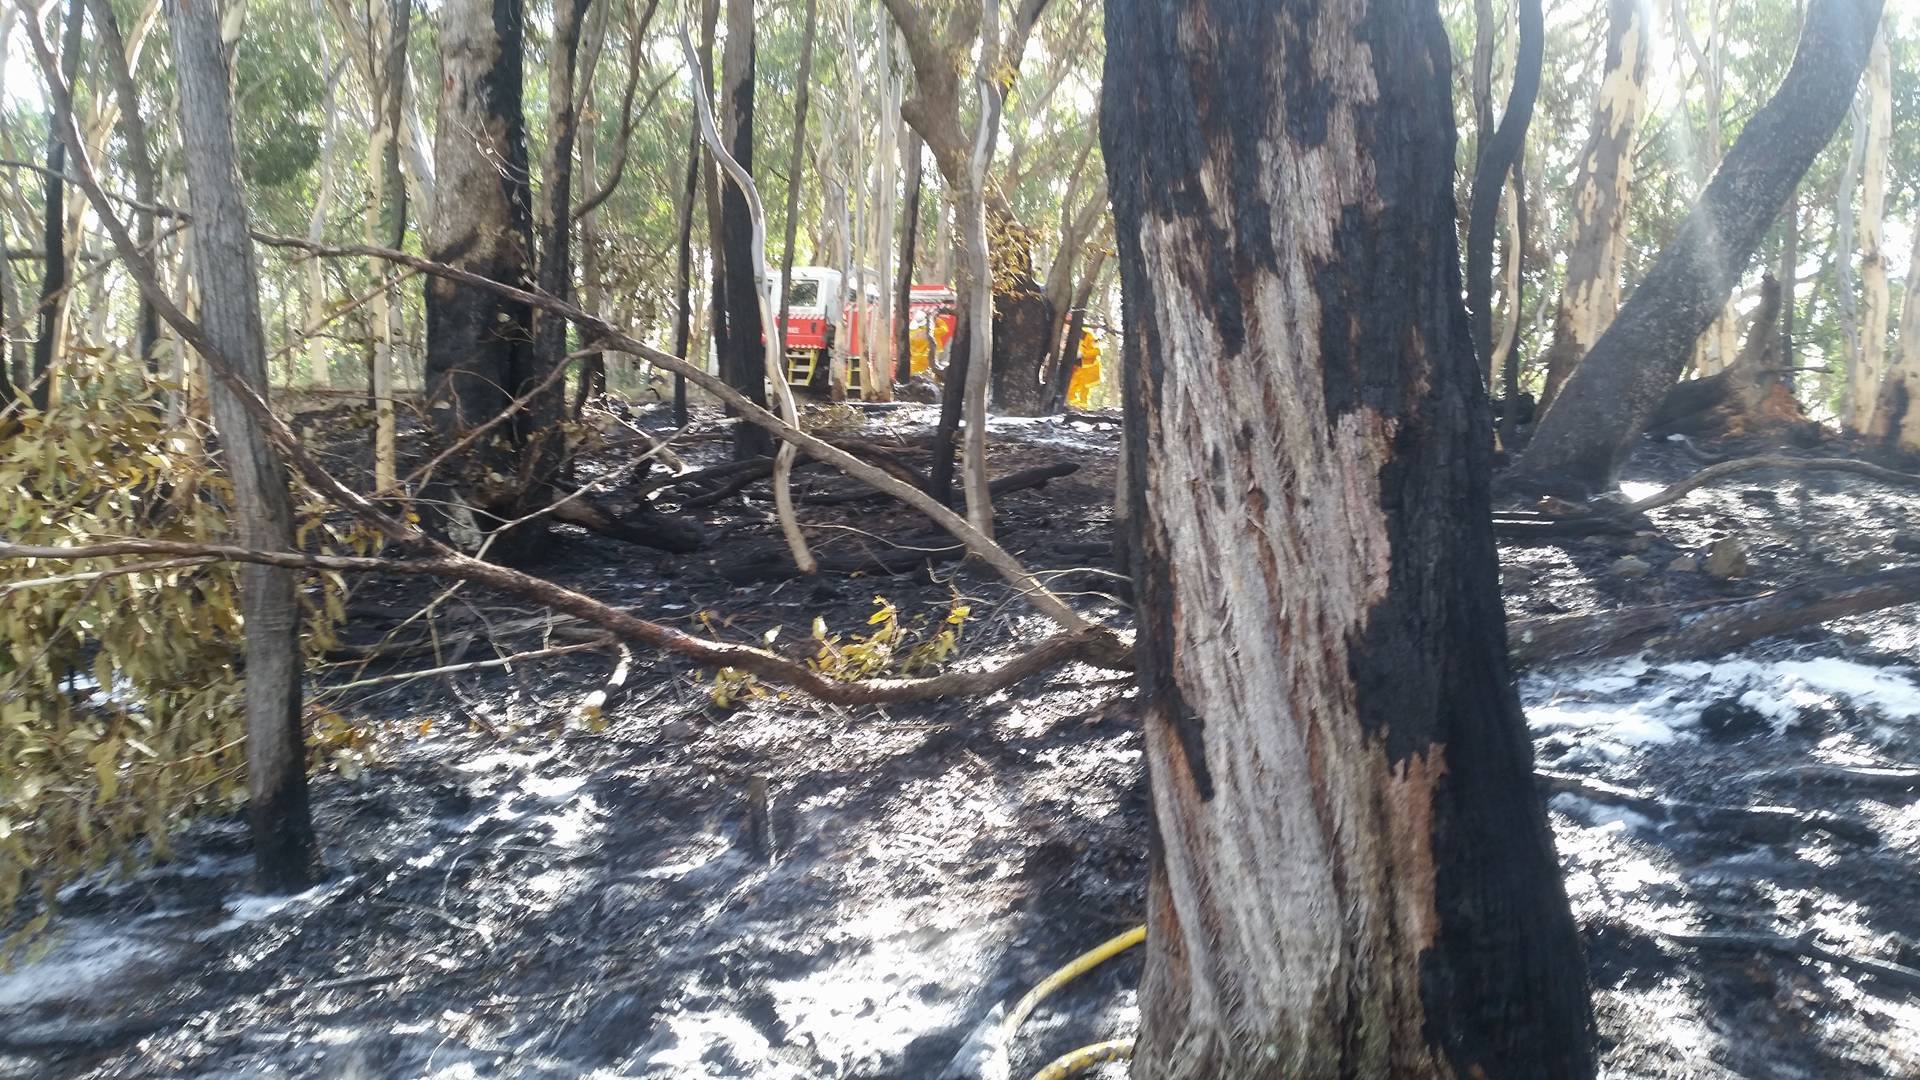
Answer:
[939,924,1145,1080]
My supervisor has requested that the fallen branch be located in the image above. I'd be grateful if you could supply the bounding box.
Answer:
[0,538,1132,703]
[1736,764,1920,791]
[1508,566,1920,667]
[329,638,612,692]
[1492,511,1637,540]
[1648,924,1920,993]
[1536,769,1880,846]
[1623,454,1920,515]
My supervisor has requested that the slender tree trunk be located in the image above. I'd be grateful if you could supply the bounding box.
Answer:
[367,0,409,491]
[672,121,697,424]
[774,0,817,366]
[1780,184,1798,393]
[85,0,160,375]
[1513,0,1883,494]
[1466,0,1541,381]
[572,19,607,418]
[893,128,922,381]
[1872,219,1920,447]
[717,0,771,459]
[1104,1,1594,1073]
[533,0,592,445]
[423,0,543,557]
[1847,21,1891,432]
[1834,94,1866,365]
[304,2,341,389]
[1539,0,1650,409]
[168,0,318,890]
[30,0,84,411]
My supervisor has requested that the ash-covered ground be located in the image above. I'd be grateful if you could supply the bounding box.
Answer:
[4,404,1919,1079]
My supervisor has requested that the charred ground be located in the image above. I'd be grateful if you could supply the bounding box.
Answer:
[3,403,1919,1079]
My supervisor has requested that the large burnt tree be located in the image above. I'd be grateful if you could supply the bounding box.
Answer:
[423,0,549,558]
[1511,0,1883,495]
[1102,0,1595,1074]
[715,0,773,460]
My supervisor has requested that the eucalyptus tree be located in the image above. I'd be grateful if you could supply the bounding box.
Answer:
[1104,0,1594,1071]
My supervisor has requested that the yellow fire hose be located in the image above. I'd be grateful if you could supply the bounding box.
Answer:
[1000,924,1146,1080]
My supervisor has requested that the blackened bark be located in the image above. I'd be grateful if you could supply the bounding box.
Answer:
[672,122,698,425]
[1466,0,1542,380]
[424,0,544,558]
[928,302,968,504]
[168,0,318,890]
[1513,0,1883,494]
[986,280,1054,415]
[1103,0,1594,1074]
[717,0,771,460]
[30,0,84,410]
[894,131,923,382]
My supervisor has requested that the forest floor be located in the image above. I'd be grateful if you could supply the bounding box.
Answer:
[4,401,1920,1079]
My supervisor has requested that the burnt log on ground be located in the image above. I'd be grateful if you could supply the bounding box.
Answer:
[715,530,964,583]
[550,498,705,553]
[1535,770,1881,847]
[1508,565,1920,667]
[1492,510,1637,540]
[806,460,1079,506]
[1621,453,1920,515]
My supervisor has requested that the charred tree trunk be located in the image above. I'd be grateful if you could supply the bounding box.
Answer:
[1466,0,1541,381]
[424,0,546,559]
[1103,1,1594,1075]
[985,270,1055,416]
[1512,0,1883,494]
[30,0,84,411]
[168,0,318,890]
[1539,0,1650,409]
[717,0,771,460]
[894,129,923,382]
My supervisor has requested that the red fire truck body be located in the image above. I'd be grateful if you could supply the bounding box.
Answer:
[770,267,954,396]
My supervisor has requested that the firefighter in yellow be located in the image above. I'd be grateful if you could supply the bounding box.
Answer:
[1066,330,1102,409]
[909,312,955,376]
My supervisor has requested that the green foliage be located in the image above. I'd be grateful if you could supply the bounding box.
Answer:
[707,594,972,708]
[0,390,342,959]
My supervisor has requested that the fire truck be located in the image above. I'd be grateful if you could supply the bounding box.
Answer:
[771,267,956,398]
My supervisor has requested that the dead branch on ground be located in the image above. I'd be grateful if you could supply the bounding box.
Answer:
[1536,770,1880,846]
[1509,566,1920,667]
[1623,454,1920,515]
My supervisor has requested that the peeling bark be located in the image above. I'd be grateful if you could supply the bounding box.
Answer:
[1513,0,1882,495]
[1540,0,1650,409]
[1103,0,1594,1074]
[1847,23,1891,432]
